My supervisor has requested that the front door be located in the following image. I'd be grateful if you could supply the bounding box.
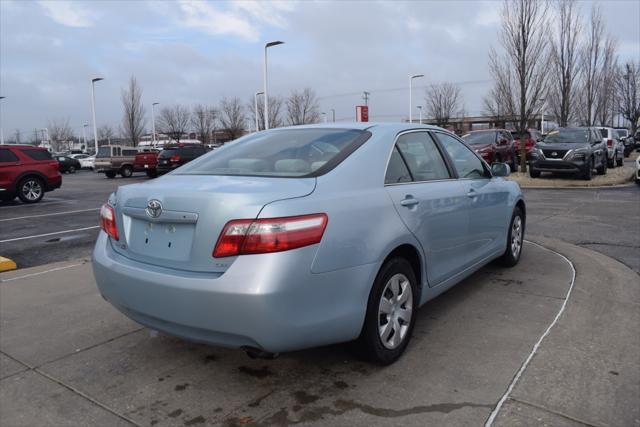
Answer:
[384,131,470,286]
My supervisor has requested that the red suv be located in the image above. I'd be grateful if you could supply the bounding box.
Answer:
[0,145,62,203]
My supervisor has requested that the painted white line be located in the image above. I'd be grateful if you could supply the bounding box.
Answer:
[0,199,75,209]
[0,208,100,222]
[484,240,577,426]
[1,263,84,282]
[0,226,100,243]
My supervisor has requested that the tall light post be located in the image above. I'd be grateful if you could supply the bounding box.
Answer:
[322,112,327,123]
[263,41,284,130]
[82,124,88,147]
[417,105,423,124]
[90,77,104,154]
[0,96,5,145]
[152,102,159,145]
[409,74,424,123]
[331,108,335,123]
[254,91,264,132]
[540,98,546,134]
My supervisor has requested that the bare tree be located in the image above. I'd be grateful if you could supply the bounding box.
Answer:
[594,38,618,126]
[218,98,247,140]
[488,0,550,171]
[248,96,284,131]
[98,125,115,146]
[157,105,191,142]
[120,76,146,146]
[191,105,217,144]
[425,82,462,127]
[13,129,22,144]
[617,61,640,135]
[578,5,607,126]
[549,0,582,127]
[48,117,74,152]
[286,88,321,125]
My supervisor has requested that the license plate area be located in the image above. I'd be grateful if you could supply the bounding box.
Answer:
[125,217,195,261]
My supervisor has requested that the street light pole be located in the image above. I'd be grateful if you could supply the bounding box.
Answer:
[322,112,327,123]
[409,74,424,123]
[152,102,159,146]
[417,105,423,124]
[90,77,104,154]
[82,124,88,147]
[263,41,284,130]
[331,109,335,123]
[540,98,546,134]
[0,96,5,145]
[254,91,264,132]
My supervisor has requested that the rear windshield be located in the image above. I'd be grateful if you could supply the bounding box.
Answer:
[544,129,589,144]
[21,149,52,161]
[176,128,370,177]
[158,148,178,158]
[96,147,111,158]
[462,132,495,145]
[599,128,608,138]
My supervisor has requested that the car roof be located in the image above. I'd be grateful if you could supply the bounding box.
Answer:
[2,144,48,150]
[264,122,447,133]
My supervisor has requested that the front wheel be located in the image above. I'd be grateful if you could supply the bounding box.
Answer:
[497,206,524,267]
[597,156,607,175]
[529,168,540,178]
[120,166,133,178]
[355,257,418,365]
[510,151,519,172]
[583,158,593,180]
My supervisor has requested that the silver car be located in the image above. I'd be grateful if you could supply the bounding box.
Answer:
[93,123,525,364]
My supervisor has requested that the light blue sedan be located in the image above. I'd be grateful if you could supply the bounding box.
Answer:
[92,123,525,364]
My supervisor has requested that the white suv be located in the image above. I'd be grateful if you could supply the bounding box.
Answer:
[598,127,624,168]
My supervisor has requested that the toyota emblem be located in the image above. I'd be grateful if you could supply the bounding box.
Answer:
[145,199,163,218]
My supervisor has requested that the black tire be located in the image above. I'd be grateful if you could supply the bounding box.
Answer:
[597,155,607,175]
[105,171,116,179]
[69,165,76,174]
[17,176,45,204]
[510,151,518,173]
[497,206,524,267]
[583,158,593,180]
[120,166,133,178]
[146,170,158,178]
[616,154,623,167]
[608,156,615,168]
[529,168,540,178]
[355,257,418,365]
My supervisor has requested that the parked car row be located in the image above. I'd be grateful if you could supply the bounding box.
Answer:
[95,143,209,179]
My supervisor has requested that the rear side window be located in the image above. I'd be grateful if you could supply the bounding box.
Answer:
[177,128,370,177]
[385,146,412,184]
[435,132,487,179]
[122,149,138,156]
[394,132,450,182]
[159,148,178,159]
[0,148,19,162]
[21,149,52,161]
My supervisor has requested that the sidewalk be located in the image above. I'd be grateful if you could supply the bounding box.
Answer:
[0,238,638,426]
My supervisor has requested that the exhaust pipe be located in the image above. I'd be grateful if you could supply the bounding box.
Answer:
[242,346,280,360]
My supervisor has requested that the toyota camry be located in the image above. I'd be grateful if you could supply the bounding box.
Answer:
[92,123,525,364]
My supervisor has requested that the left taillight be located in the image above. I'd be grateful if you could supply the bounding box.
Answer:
[213,213,328,258]
[100,204,119,241]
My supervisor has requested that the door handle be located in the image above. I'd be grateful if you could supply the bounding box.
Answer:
[400,196,419,207]
[467,189,478,198]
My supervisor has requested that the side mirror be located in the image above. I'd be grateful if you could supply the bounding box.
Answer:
[491,162,511,177]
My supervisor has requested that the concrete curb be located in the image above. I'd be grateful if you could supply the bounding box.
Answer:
[492,235,640,427]
[0,256,17,272]
[509,168,635,189]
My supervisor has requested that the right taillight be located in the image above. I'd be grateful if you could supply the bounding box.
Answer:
[607,139,613,147]
[170,155,181,163]
[100,204,119,241]
[213,213,328,258]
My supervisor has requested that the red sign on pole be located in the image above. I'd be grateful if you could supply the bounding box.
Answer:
[356,105,369,122]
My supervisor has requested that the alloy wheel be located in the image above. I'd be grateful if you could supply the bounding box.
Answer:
[378,273,413,350]
[511,216,523,258]
[22,179,42,201]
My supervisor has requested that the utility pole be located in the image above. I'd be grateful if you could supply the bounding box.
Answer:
[362,91,370,106]
[263,41,284,130]
[331,109,335,123]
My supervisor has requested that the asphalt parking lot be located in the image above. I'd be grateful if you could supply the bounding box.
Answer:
[1,169,639,426]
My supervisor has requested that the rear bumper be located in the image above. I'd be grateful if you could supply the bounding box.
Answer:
[46,175,62,191]
[92,232,376,353]
[156,164,180,174]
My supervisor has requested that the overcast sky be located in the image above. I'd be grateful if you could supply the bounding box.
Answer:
[1,0,639,139]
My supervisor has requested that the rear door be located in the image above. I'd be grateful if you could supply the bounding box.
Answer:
[434,131,509,265]
[384,131,471,286]
[0,148,20,193]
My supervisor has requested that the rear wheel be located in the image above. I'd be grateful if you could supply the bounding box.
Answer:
[120,166,133,178]
[616,152,623,167]
[69,165,76,174]
[510,151,518,173]
[497,207,524,267]
[146,169,158,178]
[17,176,44,203]
[105,171,116,179]
[529,168,540,178]
[597,155,607,175]
[355,257,418,365]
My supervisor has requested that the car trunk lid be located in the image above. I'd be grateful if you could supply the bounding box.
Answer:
[110,174,316,273]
